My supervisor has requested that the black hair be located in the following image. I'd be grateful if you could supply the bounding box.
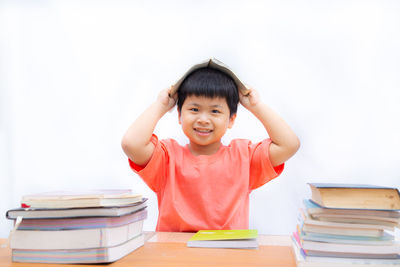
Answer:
[177,68,239,117]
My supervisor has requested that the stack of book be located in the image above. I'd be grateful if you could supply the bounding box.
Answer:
[6,189,147,264]
[292,183,400,267]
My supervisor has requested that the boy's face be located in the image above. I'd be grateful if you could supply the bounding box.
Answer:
[178,95,236,155]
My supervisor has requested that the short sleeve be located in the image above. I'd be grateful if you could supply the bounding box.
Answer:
[248,139,284,190]
[128,134,168,192]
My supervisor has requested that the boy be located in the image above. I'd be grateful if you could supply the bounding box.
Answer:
[122,59,300,232]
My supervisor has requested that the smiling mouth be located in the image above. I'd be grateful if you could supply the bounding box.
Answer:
[194,128,213,135]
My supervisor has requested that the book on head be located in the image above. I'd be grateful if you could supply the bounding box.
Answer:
[186,229,258,249]
[169,58,251,97]
[308,183,400,210]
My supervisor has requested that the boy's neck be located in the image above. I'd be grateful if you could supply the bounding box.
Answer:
[188,141,222,156]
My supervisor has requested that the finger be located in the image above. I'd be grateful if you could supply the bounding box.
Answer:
[170,91,178,101]
[240,85,252,96]
[168,85,177,98]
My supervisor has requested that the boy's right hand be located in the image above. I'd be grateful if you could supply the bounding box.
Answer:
[158,87,177,112]
[121,87,177,167]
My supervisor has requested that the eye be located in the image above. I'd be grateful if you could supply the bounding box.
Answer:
[190,108,199,112]
[211,109,221,114]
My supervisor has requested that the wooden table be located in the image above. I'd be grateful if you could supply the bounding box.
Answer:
[0,232,296,267]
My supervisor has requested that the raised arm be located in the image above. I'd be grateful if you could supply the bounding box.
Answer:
[121,88,177,166]
[239,89,300,167]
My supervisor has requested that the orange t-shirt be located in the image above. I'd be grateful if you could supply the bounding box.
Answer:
[129,134,284,232]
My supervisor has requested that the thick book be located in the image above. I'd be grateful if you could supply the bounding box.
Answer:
[187,229,258,249]
[293,230,400,255]
[293,232,399,259]
[304,199,400,219]
[15,208,147,230]
[301,219,389,238]
[301,212,395,231]
[20,189,142,209]
[298,228,395,246]
[10,219,144,249]
[303,199,400,228]
[308,183,400,210]
[12,233,145,264]
[300,239,400,255]
[292,238,400,267]
[298,208,393,237]
[6,198,147,219]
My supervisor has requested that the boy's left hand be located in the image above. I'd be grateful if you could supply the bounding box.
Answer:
[239,87,300,167]
[239,88,260,110]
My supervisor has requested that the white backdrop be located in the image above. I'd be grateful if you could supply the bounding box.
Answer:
[1,0,400,238]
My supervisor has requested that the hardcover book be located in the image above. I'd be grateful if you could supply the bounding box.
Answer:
[308,183,400,210]
[12,234,145,264]
[303,199,400,227]
[7,198,147,219]
[169,58,251,96]
[297,227,395,245]
[20,189,142,209]
[299,213,390,237]
[15,208,147,230]
[292,238,400,267]
[296,234,400,255]
[10,219,145,250]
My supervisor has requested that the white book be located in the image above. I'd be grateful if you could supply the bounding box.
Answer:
[292,239,400,267]
[6,199,147,219]
[10,219,144,250]
[300,231,395,246]
[21,189,142,209]
[12,234,145,264]
[303,217,395,231]
[301,239,400,255]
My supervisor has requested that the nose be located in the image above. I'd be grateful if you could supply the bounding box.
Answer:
[197,112,210,125]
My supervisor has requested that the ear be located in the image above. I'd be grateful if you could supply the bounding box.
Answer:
[177,107,182,125]
[228,114,237,129]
